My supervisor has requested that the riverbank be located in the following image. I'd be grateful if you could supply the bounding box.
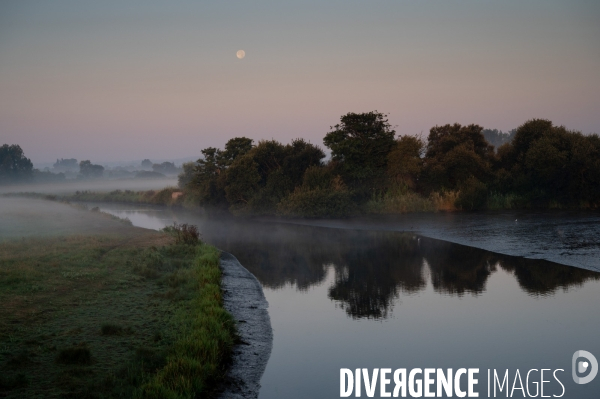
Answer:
[10,185,595,219]
[217,252,272,399]
[0,197,236,398]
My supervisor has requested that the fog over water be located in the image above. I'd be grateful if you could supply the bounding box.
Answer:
[0,197,138,240]
[88,202,600,399]
[1,195,598,398]
[267,212,600,273]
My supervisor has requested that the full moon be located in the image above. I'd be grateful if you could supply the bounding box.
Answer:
[236,50,245,59]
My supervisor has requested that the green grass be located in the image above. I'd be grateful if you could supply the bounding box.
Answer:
[0,226,235,398]
[137,243,236,399]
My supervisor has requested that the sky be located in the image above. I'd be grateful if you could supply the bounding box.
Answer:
[1,0,599,164]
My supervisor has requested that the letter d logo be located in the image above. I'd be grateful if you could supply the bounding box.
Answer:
[572,350,598,384]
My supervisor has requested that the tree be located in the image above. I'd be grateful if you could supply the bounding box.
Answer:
[495,119,600,206]
[387,135,424,190]
[178,162,197,188]
[0,144,33,183]
[53,158,78,172]
[422,123,494,192]
[224,156,261,210]
[281,138,326,188]
[223,139,325,214]
[141,159,153,168]
[216,137,254,167]
[152,162,179,174]
[79,160,105,178]
[186,138,256,208]
[188,147,227,207]
[323,111,396,195]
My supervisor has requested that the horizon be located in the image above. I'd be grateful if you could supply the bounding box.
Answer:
[1,0,599,163]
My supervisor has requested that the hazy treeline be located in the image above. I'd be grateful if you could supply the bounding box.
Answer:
[179,112,600,216]
[0,145,182,183]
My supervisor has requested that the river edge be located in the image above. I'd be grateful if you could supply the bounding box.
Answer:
[217,252,273,399]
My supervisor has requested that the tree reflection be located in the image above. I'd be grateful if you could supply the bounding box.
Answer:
[202,220,600,319]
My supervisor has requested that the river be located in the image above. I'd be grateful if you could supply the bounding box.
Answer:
[91,203,600,398]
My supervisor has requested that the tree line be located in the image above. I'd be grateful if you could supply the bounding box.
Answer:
[179,111,600,216]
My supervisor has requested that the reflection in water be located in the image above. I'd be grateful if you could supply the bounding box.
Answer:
[92,204,600,398]
[204,223,600,319]
[87,205,600,320]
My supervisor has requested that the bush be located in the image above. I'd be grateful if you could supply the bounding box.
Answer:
[163,223,201,245]
[429,190,459,211]
[455,176,488,210]
[278,187,355,218]
[365,188,435,213]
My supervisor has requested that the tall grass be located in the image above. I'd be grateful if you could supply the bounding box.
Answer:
[365,188,459,213]
[486,192,525,210]
[137,243,236,399]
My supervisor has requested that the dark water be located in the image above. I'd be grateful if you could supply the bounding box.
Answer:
[92,204,600,398]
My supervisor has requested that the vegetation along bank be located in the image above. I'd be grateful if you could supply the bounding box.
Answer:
[0,197,236,398]
[4,112,599,217]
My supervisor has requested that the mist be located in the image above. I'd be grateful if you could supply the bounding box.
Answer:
[0,177,177,196]
[0,196,139,240]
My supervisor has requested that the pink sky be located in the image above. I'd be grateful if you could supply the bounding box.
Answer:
[1,1,598,164]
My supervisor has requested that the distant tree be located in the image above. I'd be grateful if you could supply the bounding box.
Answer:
[224,156,261,209]
[216,137,254,167]
[141,159,153,168]
[495,119,600,206]
[79,160,105,178]
[53,158,78,172]
[422,123,494,192]
[33,169,66,182]
[188,147,228,207]
[152,162,179,174]
[282,138,326,188]
[0,144,33,183]
[135,170,166,179]
[387,135,424,190]
[178,161,197,188]
[323,111,396,195]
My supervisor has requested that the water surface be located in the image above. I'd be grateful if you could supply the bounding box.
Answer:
[93,203,600,398]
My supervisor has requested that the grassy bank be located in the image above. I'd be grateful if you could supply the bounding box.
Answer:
[0,200,235,398]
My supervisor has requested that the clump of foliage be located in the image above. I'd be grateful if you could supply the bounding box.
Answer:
[23,112,597,216]
[163,223,201,245]
[0,144,33,183]
[78,160,105,179]
[173,113,600,216]
[323,111,396,200]
[277,166,355,217]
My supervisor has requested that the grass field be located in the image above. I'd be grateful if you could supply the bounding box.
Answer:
[0,198,235,398]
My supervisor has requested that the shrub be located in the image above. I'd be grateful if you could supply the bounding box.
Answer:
[455,176,488,210]
[429,190,459,211]
[164,223,201,245]
[278,187,355,218]
[365,189,435,213]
